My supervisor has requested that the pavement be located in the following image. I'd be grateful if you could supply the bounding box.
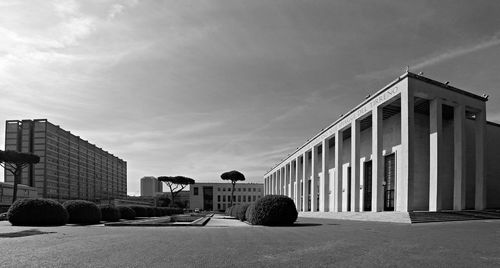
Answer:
[0,215,500,267]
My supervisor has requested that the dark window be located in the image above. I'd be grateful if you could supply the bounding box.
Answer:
[223,196,226,202]
[218,195,220,202]
[194,187,198,195]
[243,196,246,202]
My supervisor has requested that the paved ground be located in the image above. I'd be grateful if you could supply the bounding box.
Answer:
[1,215,499,267]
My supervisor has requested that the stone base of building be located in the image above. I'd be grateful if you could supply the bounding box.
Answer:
[299,211,411,224]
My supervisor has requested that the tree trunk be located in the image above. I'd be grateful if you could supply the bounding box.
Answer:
[231,181,235,207]
[12,169,20,204]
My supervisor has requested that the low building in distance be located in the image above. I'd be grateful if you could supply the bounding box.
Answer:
[190,182,264,211]
[140,176,163,197]
[3,119,127,202]
[264,72,500,213]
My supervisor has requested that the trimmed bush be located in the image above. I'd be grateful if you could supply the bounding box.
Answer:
[7,198,68,226]
[146,207,155,217]
[63,200,101,224]
[99,205,121,222]
[230,205,240,218]
[236,204,250,221]
[248,195,297,226]
[129,206,148,217]
[245,203,255,222]
[154,207,163,217]
[117,206,136,220]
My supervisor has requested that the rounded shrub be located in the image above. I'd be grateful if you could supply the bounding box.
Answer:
[7,198,68,226]
[117,206,136,220]
[129,206,148,217]
[154,207,162,217]
[245,203,255,222]
[63,200,101,224]
[248,195,297,226]
[146,207,155,217]
[236,204,250,221]
[99,205,121,222]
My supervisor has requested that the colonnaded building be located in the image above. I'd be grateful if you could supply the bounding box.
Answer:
[190,182,263,211]
[3,119,127,202]
[263,72,500,213]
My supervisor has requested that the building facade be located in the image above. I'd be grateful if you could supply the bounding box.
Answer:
[190,182,264,211]
[140,176,163,197]
[4,119,127,201]
[0,182,37,206]
[264,72,500,213]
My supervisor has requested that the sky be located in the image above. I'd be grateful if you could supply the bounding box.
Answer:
[1,0,500,196]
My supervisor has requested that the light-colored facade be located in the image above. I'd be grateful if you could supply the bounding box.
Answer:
[4,119,127,201]
[264,72,500,213]
[0,182,37,205]
[190,182,263,211]
[140,176,163,197]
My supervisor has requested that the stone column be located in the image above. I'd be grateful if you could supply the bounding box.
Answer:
[295,157,301,211]
[302,151,310,211]
[311,146,319,212]
[282,166,286,195]
[399,87,415,212]
[351,120,361,212]
[320,138,330,212]
[291,162,294,199]
[429,98,443,212]
[334,130,343,212]
[287,163,291,197]
[475,110,486,210]
[453,105,466,210]
[372,106,384,212]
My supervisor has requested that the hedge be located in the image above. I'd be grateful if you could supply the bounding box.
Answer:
[117,206,136,220]
[99,205,121,222]
[63,200,102,224]
[146,207,155,217]
[245,203,255,222]
[248,195,297,226]
[236,204,250,221]
[7,198,68,226]
[129,206,148,217]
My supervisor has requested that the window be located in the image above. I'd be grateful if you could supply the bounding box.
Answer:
[217,204,220,210]
[243,196,246,202]
[194,187,199,195]
[248,196,251,202]
[237,188,241,192]
[223,188,226,191]
[218,195,221,202]
[218,187,220,191]
[223,196,226,202]
[238,196,241,202]
[243,188,246,192]
[253,196,256,201]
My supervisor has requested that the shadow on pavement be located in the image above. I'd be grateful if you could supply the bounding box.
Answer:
[0,229,56,238]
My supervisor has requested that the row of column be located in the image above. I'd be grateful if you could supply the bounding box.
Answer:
[264,93,486,212]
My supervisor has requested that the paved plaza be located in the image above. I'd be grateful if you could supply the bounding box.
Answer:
[1,216,499,267]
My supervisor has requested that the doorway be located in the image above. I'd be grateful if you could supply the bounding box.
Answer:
[364,161,373,211]
[384,153,396,211]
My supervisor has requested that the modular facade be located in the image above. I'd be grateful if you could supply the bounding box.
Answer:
[189,182,263,211]
[4,119,127,201]
[264,72,500,212]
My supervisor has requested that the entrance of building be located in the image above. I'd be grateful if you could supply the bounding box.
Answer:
[347,167,351,211]
[363,161,372,211]
[384,153,396,211]
[203,186,213,211]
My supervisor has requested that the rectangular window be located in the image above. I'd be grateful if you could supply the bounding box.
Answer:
[223,188,225,191]
[253,196,256,201]
[243,196,246,202]
[238,196,241,202]
[223,196,226,202]
[237,188,241,192]
[218,195,221,202]
[217,204,220,210]
[218,187,220,191]
[243,188,246,192]
[194,187,198,195]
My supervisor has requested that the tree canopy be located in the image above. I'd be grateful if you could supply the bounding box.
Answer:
[157,176,195,208]
[220,170,246,183]
[220,170,246,207]
[0,150,40,203]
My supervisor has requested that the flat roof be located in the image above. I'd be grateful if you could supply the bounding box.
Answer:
[265,71,489,174]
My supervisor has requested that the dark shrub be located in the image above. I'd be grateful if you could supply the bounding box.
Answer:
[129,206,148,217]
[236,204,250,221]
[63,200,101,224]
[245,203,255,222]
[99,205,120,222]
[117,206,135,220]
[249,195,297,226]
[164,207,183,215]
[146,207,155,217]
[8,198,68,226]
[154,207,162,217]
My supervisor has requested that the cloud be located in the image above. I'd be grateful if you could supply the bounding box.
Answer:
[357,32,500,80]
